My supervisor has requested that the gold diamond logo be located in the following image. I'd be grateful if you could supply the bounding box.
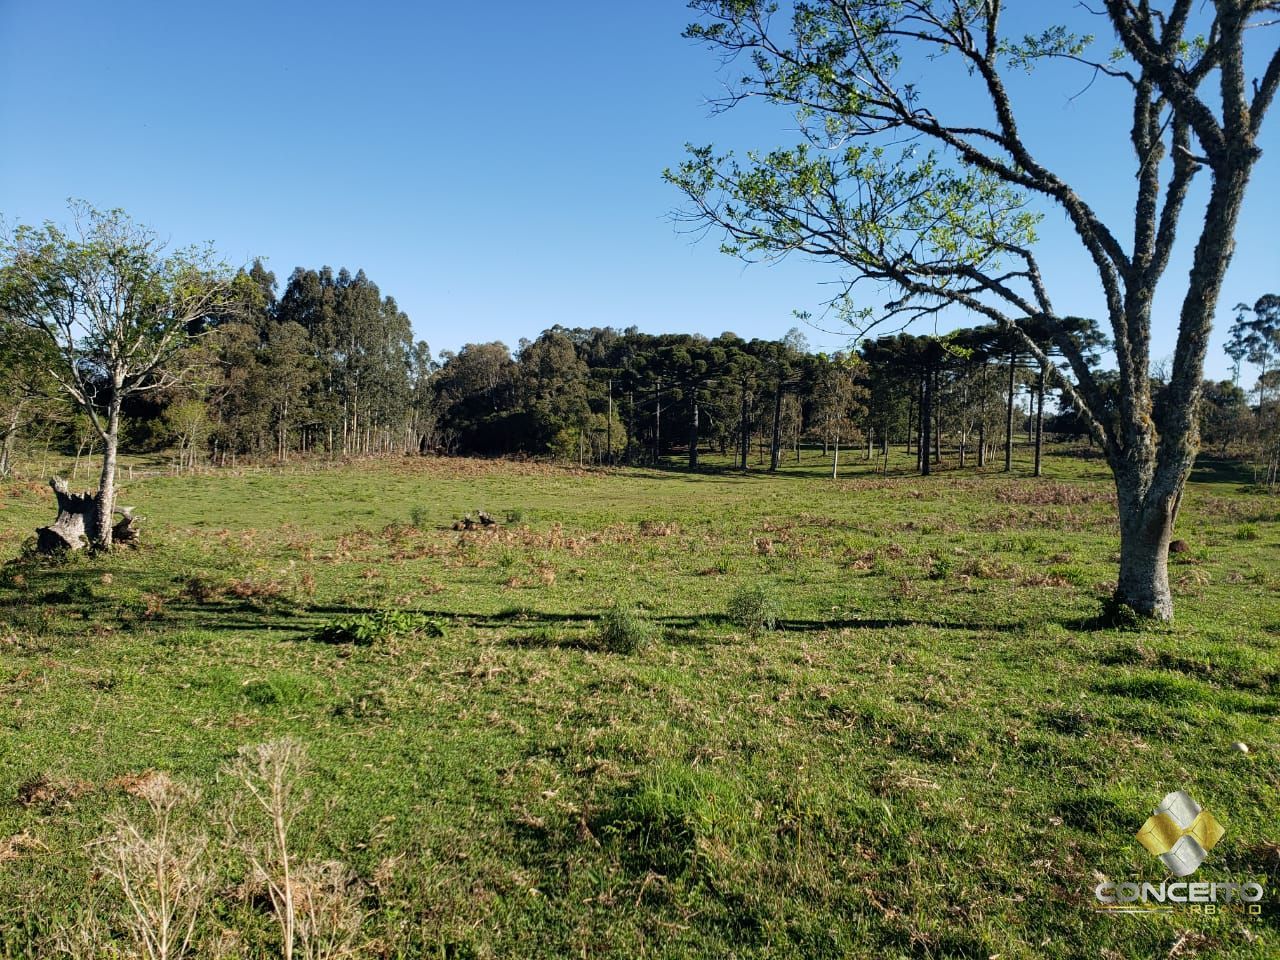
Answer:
[1136,791,1225,877]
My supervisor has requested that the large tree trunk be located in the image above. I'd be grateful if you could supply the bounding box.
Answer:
[96,406,121,548]
[1114,471,1177,621]
[739,383,750,471]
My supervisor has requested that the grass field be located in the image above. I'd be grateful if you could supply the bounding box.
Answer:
[0,446,1276,958]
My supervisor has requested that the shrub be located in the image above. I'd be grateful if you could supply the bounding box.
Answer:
[227,739,365,960]
[1236,524,1260,541]
[314,610,445,646]
[409,506,430,528]
[506,508,526,524]
[726,583,780,632]
[1098,595,1146,631]
[597,604,654,653]
[96,772,212,960]
[927,553,954,581]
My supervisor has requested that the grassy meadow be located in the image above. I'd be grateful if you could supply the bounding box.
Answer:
[0,446,1277,958]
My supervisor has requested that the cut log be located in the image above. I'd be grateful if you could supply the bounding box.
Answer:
[35,477,139,553]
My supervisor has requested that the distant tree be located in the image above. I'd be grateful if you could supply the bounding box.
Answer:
[163,399,211,472]
[433,342,519,453]
[813,353,865,478]
[0,310,59,476]
[1228,294,1280,412]
[668,2,1280,620]
[0,203,237,548]
[1198,379,1251,456]
[518,329,592,455]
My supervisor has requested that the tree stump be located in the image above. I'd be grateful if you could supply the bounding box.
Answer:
[36,478,139,553]
[112,506,140,545]
[36,478,94,552]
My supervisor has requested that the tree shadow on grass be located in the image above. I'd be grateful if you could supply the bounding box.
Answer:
[299,604,1019,644]
[0,559,1024,647]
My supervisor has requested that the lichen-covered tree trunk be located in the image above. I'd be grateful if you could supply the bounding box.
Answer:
[1113,468,1179,621]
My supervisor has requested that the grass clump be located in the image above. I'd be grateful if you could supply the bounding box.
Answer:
[726,582,780,632]
[313,610,445,646]
[596,603,654,653]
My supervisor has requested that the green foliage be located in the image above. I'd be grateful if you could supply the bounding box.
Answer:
[1098,594,1147,631]
[314,610,446,646]
[726,582,780,632]
[596,603,654,654]
[927,553,955,581]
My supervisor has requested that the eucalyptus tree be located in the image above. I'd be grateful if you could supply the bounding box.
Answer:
[0,203,238,549]
[1228,293,1280,411]
[667,1,1280,620]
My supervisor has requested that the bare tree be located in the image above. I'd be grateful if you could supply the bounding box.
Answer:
[0,202,238,549]
[667,1,1280,620]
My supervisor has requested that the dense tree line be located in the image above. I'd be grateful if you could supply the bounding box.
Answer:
[2,251,1274,482]
[0,288,1258,481]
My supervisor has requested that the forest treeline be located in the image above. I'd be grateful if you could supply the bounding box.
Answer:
[1,261,1277,479]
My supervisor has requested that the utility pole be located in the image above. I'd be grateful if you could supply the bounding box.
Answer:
[606,378,613,466]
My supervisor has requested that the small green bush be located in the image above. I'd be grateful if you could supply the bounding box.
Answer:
[1098,595,1146,631]
[927,553,954,581]
[597,604,654,654]
[726,583,780,632]
[1236,524,1260,541]
[315,610,445,646]
[409,506,430,528]
[506,508,526,524]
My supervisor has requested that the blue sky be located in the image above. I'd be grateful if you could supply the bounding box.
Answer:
[1,2,1276,381]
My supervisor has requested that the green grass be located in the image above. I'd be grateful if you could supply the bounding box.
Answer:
[0,445,1277,958]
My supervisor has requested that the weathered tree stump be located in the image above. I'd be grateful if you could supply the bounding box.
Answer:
[112,506,140,545]
[36,478,94,552]
[36,478,139,553]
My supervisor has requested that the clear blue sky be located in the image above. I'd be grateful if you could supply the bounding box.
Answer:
[1,2,1276,381]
